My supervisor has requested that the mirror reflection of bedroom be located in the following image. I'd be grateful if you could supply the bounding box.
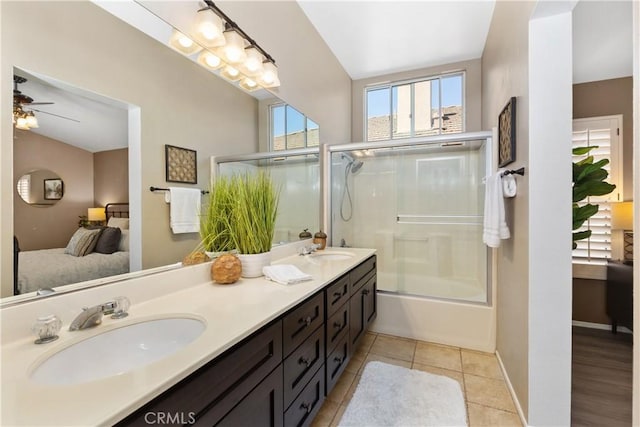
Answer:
[12,68,131,296]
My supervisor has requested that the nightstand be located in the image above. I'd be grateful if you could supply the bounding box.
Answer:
[606,260,633,333]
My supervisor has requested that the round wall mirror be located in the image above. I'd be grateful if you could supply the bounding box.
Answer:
[16,169,64,206]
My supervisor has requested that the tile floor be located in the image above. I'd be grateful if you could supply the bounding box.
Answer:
[312,332,523,427]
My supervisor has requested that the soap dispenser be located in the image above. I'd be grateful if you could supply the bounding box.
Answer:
[313,230,327,250]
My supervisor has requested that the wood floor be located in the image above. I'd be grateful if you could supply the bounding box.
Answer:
[571,326,633,426]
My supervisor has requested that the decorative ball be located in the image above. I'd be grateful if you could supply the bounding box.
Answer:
[211,253,242,284]
[183,251,208,266]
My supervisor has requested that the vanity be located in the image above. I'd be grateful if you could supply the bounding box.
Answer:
[0,245,376,426]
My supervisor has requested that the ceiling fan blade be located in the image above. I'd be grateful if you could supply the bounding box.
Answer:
[31,108,80,123]
[28,102,55,106]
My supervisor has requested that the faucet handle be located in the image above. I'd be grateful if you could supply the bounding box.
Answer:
[32,314,62,344]
[111,296,130,319]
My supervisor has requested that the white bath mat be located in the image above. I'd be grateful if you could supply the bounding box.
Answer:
[338,361,467,427]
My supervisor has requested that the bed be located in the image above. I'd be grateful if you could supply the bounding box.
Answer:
[15,203,130,295]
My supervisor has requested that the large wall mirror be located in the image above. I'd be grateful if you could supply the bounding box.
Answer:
[3,2,322,304]
[16,169,64,206]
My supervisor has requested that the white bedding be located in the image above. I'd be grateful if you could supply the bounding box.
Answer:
[18,248,130,294]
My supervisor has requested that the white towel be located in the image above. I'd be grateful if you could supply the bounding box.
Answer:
[263,265,313,285]
[165,187,201,234]
[482,173,510,248]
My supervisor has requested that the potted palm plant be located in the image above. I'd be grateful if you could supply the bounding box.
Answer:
[228,171,280,277]
[572,145,616,249]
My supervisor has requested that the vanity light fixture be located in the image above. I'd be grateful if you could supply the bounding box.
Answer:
[169,0,279,91]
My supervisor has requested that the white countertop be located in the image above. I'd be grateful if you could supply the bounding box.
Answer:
[0,247,375,426]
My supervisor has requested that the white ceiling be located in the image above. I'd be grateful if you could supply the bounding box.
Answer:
[14,69,129,153]
[297,1,496,80]
[23,0,633,152]
[572,0,633,84]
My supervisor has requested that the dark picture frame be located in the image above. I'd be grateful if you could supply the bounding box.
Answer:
[43,178,64,200]
[498,97,516,168]
[165,144,197,184]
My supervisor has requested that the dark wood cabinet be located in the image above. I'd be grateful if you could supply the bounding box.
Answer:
[116,255,377,427]
[606,260,633,333]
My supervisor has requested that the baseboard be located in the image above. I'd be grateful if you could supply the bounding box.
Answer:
[572,320,633,334]
[495,350,528,427]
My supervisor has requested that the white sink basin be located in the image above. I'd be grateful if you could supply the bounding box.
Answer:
[30,317,205,386]
[308,251,355,261]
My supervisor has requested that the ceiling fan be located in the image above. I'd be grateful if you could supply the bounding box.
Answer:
[13,75,79,130]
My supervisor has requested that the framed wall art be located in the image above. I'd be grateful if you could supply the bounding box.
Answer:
[498,97,516,168]
[165,144,197,184]
[43,178,64,200]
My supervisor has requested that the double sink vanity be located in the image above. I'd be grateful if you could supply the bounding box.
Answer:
[1,244,376,426]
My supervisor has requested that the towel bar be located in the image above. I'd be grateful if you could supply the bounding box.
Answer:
[150,186,209,195]
[501,167,525,177]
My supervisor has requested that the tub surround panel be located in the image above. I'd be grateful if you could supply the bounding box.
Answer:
[0,246,375,426]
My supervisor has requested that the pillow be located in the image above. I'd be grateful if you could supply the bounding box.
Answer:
[65,228,102,257]
[94,227,122,254]
[107,217,129,230]
[118,229,130,252]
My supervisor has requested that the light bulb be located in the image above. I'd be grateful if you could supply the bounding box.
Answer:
[220,65,242,81]
[168,29,202,56]
[16,117,30,130]
[239,77,259,91]
[193,9,225,47]
[240,47,264,77]
[25,113,38,128]
[197,51,223,70]
[258,61,280,88]
[219,30,246,64]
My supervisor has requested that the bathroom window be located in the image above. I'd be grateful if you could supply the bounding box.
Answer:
[365,72,464,142]
[572,115,623,272]
[270,104,319,151]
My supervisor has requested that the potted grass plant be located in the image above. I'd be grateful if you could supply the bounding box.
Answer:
[200,176,235,257]
[228,171,280,277]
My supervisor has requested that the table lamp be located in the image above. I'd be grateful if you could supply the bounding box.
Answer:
[87,207,106,226]
[611,201,633,264]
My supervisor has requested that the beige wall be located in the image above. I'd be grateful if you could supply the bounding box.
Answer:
[1,1,259,296]
[573,77,633,200]
[94,148,128,207]
[13,131,94,251]
[481,0,535,418]
[351,59,482,142]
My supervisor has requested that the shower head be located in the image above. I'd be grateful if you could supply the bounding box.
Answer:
[342,152,364,174]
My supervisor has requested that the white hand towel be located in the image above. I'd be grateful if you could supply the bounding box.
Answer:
[482,173,510,248]
[263,265,313,285]
[165,187,201,234]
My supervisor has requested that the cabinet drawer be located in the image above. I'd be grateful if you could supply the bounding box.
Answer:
[199,365,284,427]
[283,326,325,409]
[284,366,325,427]
[326,303,349,355]
[350,256,376,295]
[116,321,282,426]
[326,334,350,395]
[283,292,324,356]
[326,274,350,317]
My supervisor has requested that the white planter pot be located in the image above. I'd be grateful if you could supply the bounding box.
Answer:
[237,252,271,278]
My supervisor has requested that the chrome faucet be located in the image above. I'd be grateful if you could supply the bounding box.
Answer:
[299,243,321,255]
[69,297,130,331]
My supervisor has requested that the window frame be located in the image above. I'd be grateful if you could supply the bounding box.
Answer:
[363,71,466,142]
[269,103,319,151]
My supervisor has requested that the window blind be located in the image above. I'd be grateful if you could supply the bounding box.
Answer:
[572,118,621,264]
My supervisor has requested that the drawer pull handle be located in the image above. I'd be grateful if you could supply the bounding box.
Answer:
[299,316,312,326]
[333,291,343,298]
[300,402,312,414]
[298,356,311,367]
[362,289,370,296]
[334,356,343,364]
[333,321,342,329]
